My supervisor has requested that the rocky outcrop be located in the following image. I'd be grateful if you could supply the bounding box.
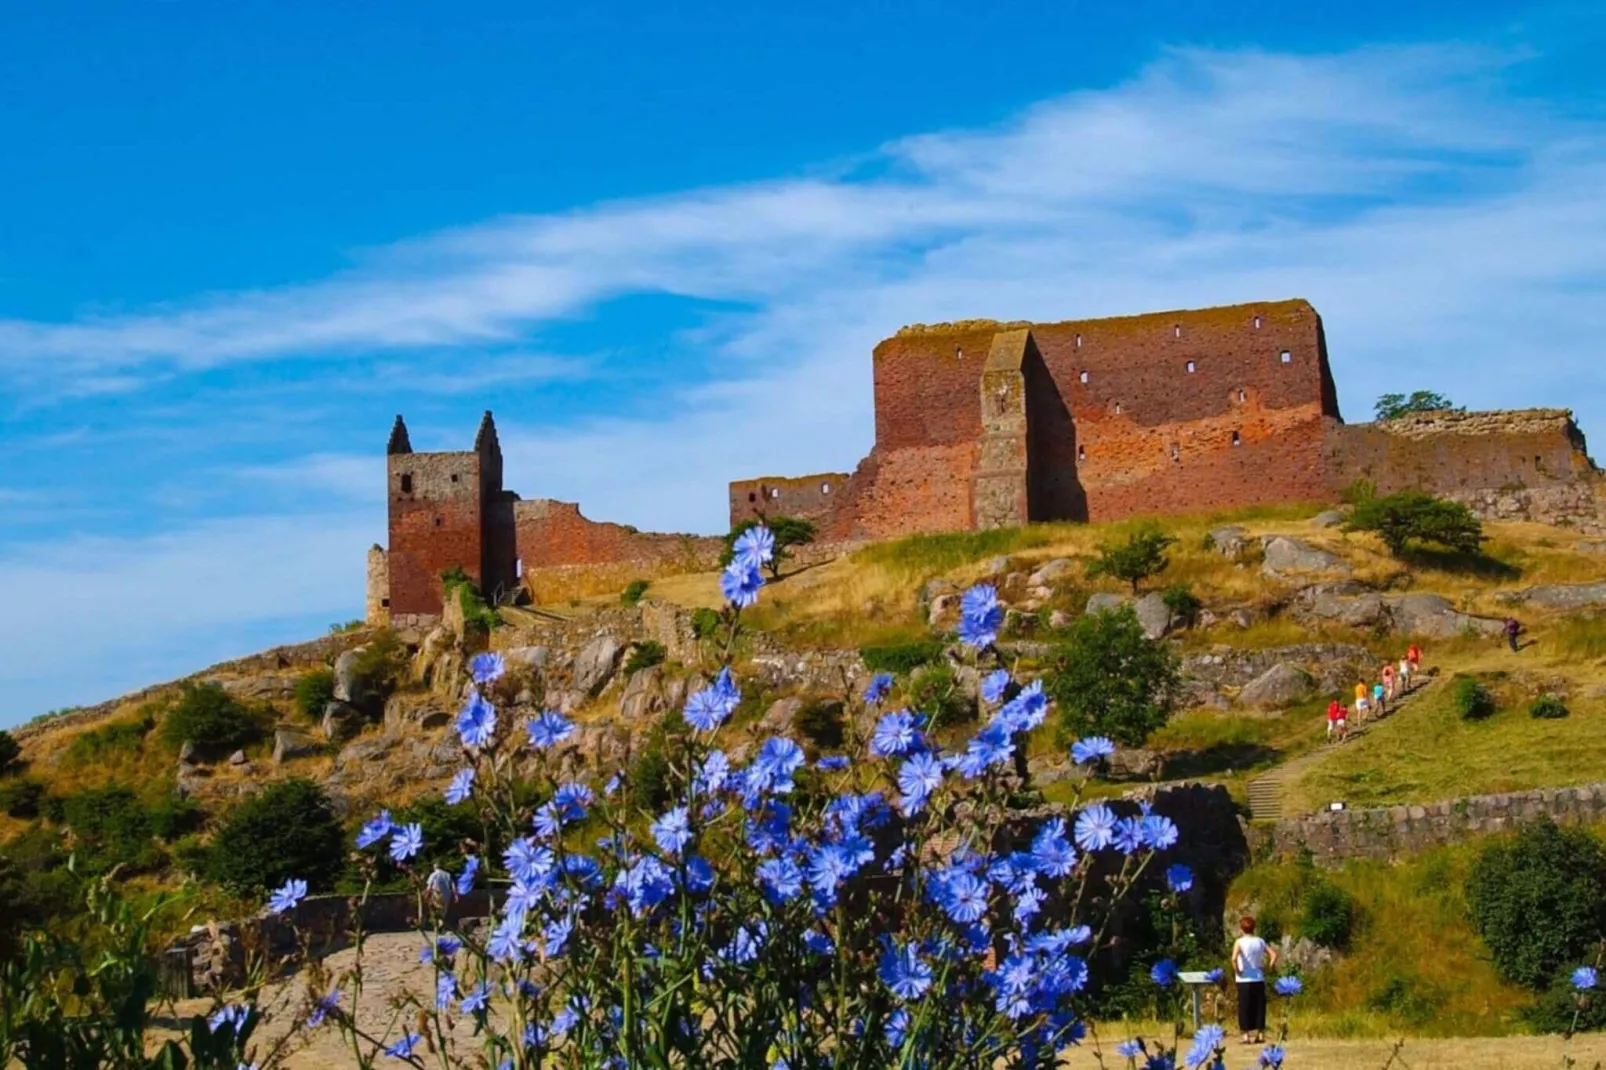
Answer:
[1292,584,1506,638]
[1261,536,1348,577]
[1081,591,1179,639]
[1384,593,1505,639]
[573,634,625,696]
[1293,581,1386,628]
[1496,582,1606,611]
[1181,643,1376,706]
[1310,509,1346,529]
[320,701,365,743]
[272,727,321,764]
[1238,663,1317,708]
[1208,526,1247,559]
[1028,559,1075,586]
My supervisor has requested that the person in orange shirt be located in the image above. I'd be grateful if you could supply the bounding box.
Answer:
[1354,681,1370,721]
[1408,643,1422,669]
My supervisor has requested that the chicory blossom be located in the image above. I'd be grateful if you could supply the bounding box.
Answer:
[817,755,850,771]
[1074,803,1118,852]
[1070,736,1116,765]
[209,1004,249,1033]
[1141,814,1180,851]
[652,807,692,855]
[267,878,307,914]
[461,981,494,1015]
[389,823,423,862]
[1274,975,1303,996]
[1184,1024,1224,1068]
[981,669,1011,704]
[384,1032,422,1059]
[455,856,479,896]
[469,652,505,684]
[683,686,733,732]
[897,751,944,814]
[1165,863,1194,893]
[306,989,340,1028]
[1151,959,1179,986]
[355,809,394,849]
[863,672,894,705]
[732,525,775,569]
[527,709,575,749]
[870,710,920,758]
[1260,1045,1286,1068]
[721,560,764,608]
[957,584,1003,648]
[1575,966,1599,991]
[749,737,805,796]
[455,693,497,748]
[445,767,475,805]
[879,942,934,1001]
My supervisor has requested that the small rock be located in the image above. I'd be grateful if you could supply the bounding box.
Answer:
[928,593,960,628]
[1049,609,1071,629]
[919,578,960,603]
[1027,585,1053,601]
[1209,526,1248,558]
[228,749,248,766]
[321,700,366,743]
[1229,609,1254,629]
[1085,592,1128,615]
[1261,535,1348,576]
[178,741,196,762]
[1239,663,1316,708]
[332,646,369,706]
[505,645,550,670]
[1311,509,1347,529]
[761,698,805,735]
[573,635,625,696]
[980,556,1010,577]
[619,666,667,720]
[1028,558,1074,586]
[272,728,321,765]
[1134,591,1177,640]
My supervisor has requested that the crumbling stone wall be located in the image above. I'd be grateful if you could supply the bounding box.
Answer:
[1251,782,1606,865]
[514,499,723,603]
[365,545,389,627]
[729,472,853,529]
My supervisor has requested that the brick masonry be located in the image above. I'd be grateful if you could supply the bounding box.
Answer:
[1250,782,1606,866]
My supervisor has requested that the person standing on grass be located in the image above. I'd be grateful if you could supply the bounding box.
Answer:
[1233,916,1277,1045]
[1398,653,1413,692]
[1326,698,1347,742]
[1504,617,1524,653]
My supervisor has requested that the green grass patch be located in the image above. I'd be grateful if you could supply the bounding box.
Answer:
[1552,614,1606,661]
[851,525,1063,578]
[61,710,157,767]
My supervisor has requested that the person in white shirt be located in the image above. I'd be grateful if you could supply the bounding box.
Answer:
[426,864,455,923]
[1232,915,1278,1045]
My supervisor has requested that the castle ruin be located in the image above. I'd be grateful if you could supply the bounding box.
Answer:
[367,298,1600,624]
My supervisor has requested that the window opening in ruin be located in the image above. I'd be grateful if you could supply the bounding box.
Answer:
[770,488,780,499]
[434,516,442,527]
[1254,316,1262,329]
[400,473,413,494]
[451,473,459,483]
[748,492,756,503]
[515,558,523,578]
[1114,401,1123,414]
[1078,444,1086,461]
[1170,444,1180,462]
[822,482,831,494]
[1174,324,1181,338]
[1186,361,1196,373]
[1232,430,1241,446]
[1079,370,1089,384]
[1280,350,1292,363]
[1238,389,1247,402]
[1075,334,1082,348]
[381,598,390,608]
[955,346,963,360]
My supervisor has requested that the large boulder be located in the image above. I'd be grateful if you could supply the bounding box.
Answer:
[1239,663,1316,708]
[1294,582,1386,628]
[619,666,668,721]
[1383,593,1505,639]
[573,635,625,697]
[1209,526,1248,559]
[761,698,805,736]
[272,728,322,765]
[1261,536,1348,577]
[320,700,366,743]
[1310,509,1347,529]
[1496,583,1606,611]
[1134,591,1178,640]
[1086,592,1128,615]
[1028,559,1075,586]
[332,647,368,706]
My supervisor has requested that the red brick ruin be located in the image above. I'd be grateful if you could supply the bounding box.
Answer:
[368,299,1599,623]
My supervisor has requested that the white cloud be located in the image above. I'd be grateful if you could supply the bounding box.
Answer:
[4,39,1606,719]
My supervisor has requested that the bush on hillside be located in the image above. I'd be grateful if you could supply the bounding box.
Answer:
[1451,675,1497,721]
[1344,490,1485,558]
[146,793,205,841]
[1298,881,1357,950]
[908,661,976,730]
[690,607,721,640]
[859,639,945,675]
[1046,606,1179,747]
[293,668,336,721]
[720,516,817,579]
[62,712,157,766]
[441,568,502,632]
[1085,523,1176,594]
[621,579,651,606]
[1374,390,1460,421]
[1530,695,1570,720]
[1467,817,1606,990]
[0,777,46,819]
[0,730,19,775]
[59,786,161,875]
[159,681,267,753]
[1161,582,1202,626]
[205,779,345,896]
[347,628,408,707]
[623,640,667,676]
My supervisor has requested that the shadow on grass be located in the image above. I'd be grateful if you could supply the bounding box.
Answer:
[1159,742,1282,778]
[1399,547,1522,581]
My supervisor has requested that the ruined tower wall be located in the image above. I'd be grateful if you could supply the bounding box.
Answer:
[365,545,389,627]
[386,450,484,620]
[513,499,723,603]
[728,472,853,530]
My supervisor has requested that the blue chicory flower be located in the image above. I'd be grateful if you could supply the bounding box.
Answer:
[1074,803,1118,852]
[981,669,1011,704]
[863,672,894,705]
[384,1032,422,1059]
[1070,736,1117,765]
[527,709,575,748]
[652,807,692,855]
[1574,966,1599,991]
[445,767,475,805]
[879,942,934,1001]
[469,652,505,684]
[355,809,395,849]
[389,823,423,862]
[267,878,307,915]
[720,560,764,608]
[455,693,497,748]
[1165,863,1194,893]
[1274,975,1303,996]
[1151,959,1179,986]
[733,525,775,569]
[455,856,479,896]
[957,584,1003,648]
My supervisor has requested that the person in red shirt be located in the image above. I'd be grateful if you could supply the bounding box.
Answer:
[1327,698,1347,742]
[1407,643,1423,669]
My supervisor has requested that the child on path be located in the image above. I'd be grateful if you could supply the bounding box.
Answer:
[1382,662,1397,702]
[1327,699,1348,742]
[1372,680,1387,716]
[1398,654,1413,691]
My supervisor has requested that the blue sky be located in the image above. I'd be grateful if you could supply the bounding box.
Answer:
[3,1,1605,725]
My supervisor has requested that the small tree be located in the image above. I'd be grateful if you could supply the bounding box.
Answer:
[0,730,20,775]
[1467,817,1606,990]
[1375,391,1461,421]
[293,669,336,721]
[205,778,346,895]
[721,516,818,579]
[1046,606,1179,747]
[1085,523,1177,594]
[1345,491,1485,557]
[159,682,267,752]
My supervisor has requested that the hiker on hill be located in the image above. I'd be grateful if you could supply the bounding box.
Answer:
[1372,679,1387,716]
[1398,653,1413,691]
[1326,698,1347,742]
[1232,916,1278,1045]
[1504,617,1524,654]
[1353,681,1370,722]
[1407,643,1423,671]
[1381,662,1397,702]
[426,863,456,923]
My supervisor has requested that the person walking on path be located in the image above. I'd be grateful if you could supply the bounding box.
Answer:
[426,862,456,925]
[1504,617,1524,653]
[1398,654,1413,692]
[1233,916,1277,1045]
[1372,680,1387,717]
[1382,662,1397,702]
[1327,698,1348,742]
[1354,681,1370,722]
[1408,643,1422,671]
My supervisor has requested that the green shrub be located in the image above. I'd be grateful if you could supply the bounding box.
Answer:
[0,777,46,818]
[62,712,156,766]
[853,527,1054,577]
[690,607,721,640]
[146,793,205,841]
[1375,390,1460,421]
[908,662,976,731]
[1450,676,1496,721]
[1467,817,1606,990]
[328,619,365,634]
[0,730,19,775]
[58,786,160,874]
[390,794,488,876]
[621,579,651,606]
[1345,491,1484,557]
[294,668,336,721]
[1341,478,1377,505]
[627,719,684,814]
[1364,972,1445,1027]
[159,681,267,752]
[442,568,502,632]
[346,629,408,708]
[623,640,667,676]
[1530,695,1570,720]
[1046,607,1180,747]
[1298,882,1356,950]
[720,516,818,578]
[1085,523,1176,594]
[1160,582,1202,626]
[792,700,846,751]
[205,779,345,895]
[860,639,946,675]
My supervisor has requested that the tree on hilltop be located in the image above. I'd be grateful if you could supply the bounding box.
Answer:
[1375,390,1461,421]
[721,516,817,579]
[1344,490,1484,558]
[1085,523,1176,594]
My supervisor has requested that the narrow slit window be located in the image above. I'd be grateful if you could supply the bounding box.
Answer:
[1170,444,1181,462]
[450,473,459,483]
[381,597,390,608]
[1280,350,1292,364]
[1232,430,1242,447]
[1075,334,1082,348]
[400,473,413,494]
[955,346,963,361]
[1185,360,1196,374]
[748,492,756,503]
[1254,316,1262,329]
[1114,401,1123,414]
[1077,444,1086,461]
[770,488,780,499]
[1079,370,1089,384]
[434,516,442,527]
[1174,324,1181,338]
[1238,389,1247,402]
[821,482,831,494]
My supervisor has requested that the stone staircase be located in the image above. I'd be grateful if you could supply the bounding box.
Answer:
[1245,675,1439,823]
